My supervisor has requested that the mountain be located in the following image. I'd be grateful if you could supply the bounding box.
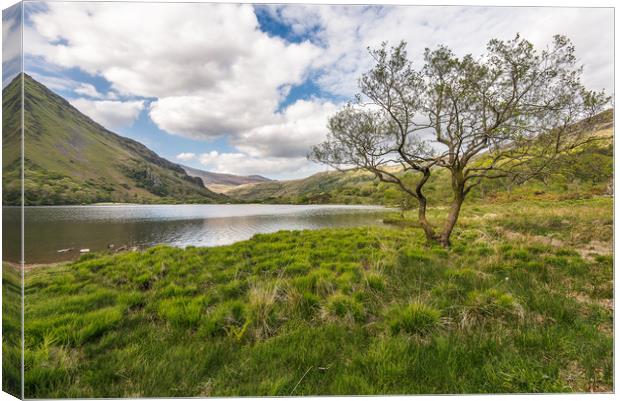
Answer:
[228,109,614,205]
[2,74,228,205]
[181,165,271,193]
[227,169,385,204]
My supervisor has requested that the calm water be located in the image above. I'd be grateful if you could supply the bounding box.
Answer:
[2,204,390,263]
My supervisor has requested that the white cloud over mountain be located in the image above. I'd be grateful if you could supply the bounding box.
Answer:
[22,2,613,178]
[70,98,145,129]
[26,3,321,140]
[198,151,324,179]
[2,4,22,87]
[176,153,196,162]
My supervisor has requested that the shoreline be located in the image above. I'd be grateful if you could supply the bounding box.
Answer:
[2,202,391,208]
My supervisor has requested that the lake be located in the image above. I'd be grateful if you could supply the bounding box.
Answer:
[2,204,391,264]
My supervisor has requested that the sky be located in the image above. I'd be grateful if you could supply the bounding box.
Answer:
[2,2,614,180]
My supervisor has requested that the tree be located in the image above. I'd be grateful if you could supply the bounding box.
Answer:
[310,35,609,247]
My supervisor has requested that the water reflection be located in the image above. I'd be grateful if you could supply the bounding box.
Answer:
[3,204,390,263]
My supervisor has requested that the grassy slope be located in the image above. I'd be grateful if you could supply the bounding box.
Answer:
[228,110,613,206]
[2,263,21,398]
[11,196,612,397]
[2,74,228,205]
[228,169,384,204]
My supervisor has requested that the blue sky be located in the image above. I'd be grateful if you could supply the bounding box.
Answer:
[19,3,330,173]
[3,2,614,179]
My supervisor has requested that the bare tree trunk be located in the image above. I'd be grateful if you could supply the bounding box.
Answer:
[439,172,465,247]
[415,168,437,242]
[439,195,464,247]
[418,196,437,242]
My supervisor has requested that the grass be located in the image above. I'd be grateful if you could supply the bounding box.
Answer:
[4,196,612,397]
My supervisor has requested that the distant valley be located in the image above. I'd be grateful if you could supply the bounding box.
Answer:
[181,165,271,194]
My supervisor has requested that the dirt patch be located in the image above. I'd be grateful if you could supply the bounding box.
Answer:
[575,240,613,260]
[569,291,613,311]
[498,229,611,261]
[499,229,563,247]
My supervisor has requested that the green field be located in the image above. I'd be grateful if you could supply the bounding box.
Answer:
[4,196,612,397]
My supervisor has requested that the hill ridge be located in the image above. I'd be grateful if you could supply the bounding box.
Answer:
[2,74,228,205]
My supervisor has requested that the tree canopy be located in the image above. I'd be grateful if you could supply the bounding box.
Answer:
[310,34,610,246]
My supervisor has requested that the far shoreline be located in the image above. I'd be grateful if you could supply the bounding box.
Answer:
[3,202,389,208]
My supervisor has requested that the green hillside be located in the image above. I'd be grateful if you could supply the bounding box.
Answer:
[228,169,382,204]
[228,110,613,206]
[2,74,228,205]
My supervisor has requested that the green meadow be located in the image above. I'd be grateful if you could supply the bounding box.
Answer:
[4,196,612,397]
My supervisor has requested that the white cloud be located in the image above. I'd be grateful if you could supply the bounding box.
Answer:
[22,3,613,179]
[198,150,325,179]
[234,99,340,158]
[74,83,102,98]
[26,2,321,140]
[270,5,614,95]
[2,4,22,87]
[70,98,145,129]
[29,72,78,92]
[176,152,196,161]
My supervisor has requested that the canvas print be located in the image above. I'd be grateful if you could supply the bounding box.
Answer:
[1,1,614,398]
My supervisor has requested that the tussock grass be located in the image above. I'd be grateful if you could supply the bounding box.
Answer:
[5,197,612,397]
[388,303,442,335]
